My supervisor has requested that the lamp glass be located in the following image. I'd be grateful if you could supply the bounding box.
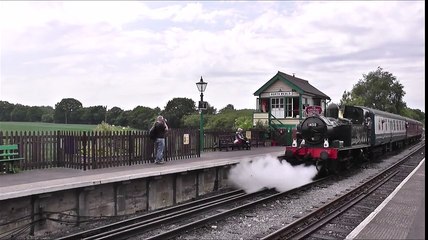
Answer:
[196,78,207,93]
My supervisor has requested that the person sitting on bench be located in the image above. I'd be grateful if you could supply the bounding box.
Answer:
[234,128,250,150]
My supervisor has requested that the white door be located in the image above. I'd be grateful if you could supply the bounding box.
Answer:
[271,98,284,118]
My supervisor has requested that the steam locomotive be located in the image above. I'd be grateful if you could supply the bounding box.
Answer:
[280,104,424,174]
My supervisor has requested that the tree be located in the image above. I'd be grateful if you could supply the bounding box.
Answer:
[202,103,217,115]
[340,67,406,114]
[162,98,196,128]
[79,106,106,124]
[0,101,15,121]
[39,106,54,123]
[204,109,253,131]
[54,98,83,123]
[402,107,425,126]
[10,104,28,121]
[219,104,235,114]
[106,107,124,125]
[128,106,159,130]
[182,114,201,129]
[115,110,131,127]
[26,106,52,122]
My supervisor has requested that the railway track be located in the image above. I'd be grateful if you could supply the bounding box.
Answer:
[55,141,424,240]
[261,141,425,240]
[56,178,332,239]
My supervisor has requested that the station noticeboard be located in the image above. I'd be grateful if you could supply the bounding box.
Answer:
[305,105,322,116]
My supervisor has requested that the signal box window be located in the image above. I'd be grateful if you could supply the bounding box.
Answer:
[286,97,299,118]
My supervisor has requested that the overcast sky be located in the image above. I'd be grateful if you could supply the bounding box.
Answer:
[0,1,425,112]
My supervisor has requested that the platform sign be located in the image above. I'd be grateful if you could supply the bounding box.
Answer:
[246,131,251,140]
[198,101,207,110]
[183,134,190,145]
[305,105,322,116]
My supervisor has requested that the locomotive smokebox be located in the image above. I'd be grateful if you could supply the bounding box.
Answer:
[299,116,335,145]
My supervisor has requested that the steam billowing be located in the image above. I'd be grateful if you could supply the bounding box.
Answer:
[228,154,317,193]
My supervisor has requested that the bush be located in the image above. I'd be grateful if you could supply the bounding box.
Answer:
[95,121,131,132]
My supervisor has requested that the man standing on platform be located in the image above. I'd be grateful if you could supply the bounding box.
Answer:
[151,115,169,164]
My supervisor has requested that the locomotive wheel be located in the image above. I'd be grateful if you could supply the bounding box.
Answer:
[328,160,339,175]
[315,160,323,172]
[339,160,352,171]
[314,161,329,179]
[277,155,286,161]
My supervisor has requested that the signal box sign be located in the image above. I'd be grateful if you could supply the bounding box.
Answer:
[305,105,322,116]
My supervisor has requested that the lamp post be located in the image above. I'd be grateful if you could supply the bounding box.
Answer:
[196,76,207,156]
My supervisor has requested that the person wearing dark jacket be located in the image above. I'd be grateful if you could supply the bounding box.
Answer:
[151,115,169,164]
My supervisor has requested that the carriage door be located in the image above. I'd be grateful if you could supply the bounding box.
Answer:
[271,97,284,119]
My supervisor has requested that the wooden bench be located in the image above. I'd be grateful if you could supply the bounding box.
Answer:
[0,144,24,173]
[218,135,250,151]
[218,135,235,151]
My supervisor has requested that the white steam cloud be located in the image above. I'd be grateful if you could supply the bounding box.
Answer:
[228,154,317,193]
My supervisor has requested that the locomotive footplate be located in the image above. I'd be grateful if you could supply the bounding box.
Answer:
[285,146,338,160]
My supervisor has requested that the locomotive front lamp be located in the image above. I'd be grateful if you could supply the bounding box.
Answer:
[323,138,329,148]
[292,139,297,147]
[196,76,208,156]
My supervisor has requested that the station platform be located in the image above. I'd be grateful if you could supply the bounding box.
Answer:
[347,158,425,240]
[0,146,285,200]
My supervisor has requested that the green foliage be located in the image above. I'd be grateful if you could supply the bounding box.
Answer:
[206,115,235,130]
[162,97,196,128]
[41,113,54,123]
[182,114,200,129]
[0,101,14,121]
[234,116,253,130]
[340,67,406,114]
[10,104,27,121]
[128,106,159,130]
[114,110,131,127]
[107,107,124,125]
[254,120,269,130]
[219,104,235,114]
[204,108,254,131]
[202,102,217,114]
[182,106,253,131]
[79,105,106,124]
[339,67,424,125]
[54,98,83,124]
[94,121,131,131]
[401,108,425,126]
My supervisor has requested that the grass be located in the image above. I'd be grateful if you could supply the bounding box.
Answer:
[0,122,98,132]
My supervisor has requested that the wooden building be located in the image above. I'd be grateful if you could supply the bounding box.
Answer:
[253,71,330,145]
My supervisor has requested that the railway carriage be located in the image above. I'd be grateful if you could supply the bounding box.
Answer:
[280,104,423,175]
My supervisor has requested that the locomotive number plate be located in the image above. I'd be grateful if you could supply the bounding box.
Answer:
[308,123,318,127]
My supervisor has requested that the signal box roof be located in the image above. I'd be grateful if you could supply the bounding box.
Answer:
[254,71,330,100]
